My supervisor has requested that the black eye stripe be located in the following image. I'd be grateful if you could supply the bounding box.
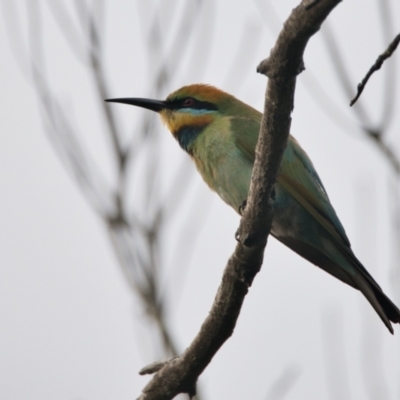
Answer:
[166,97,217,111]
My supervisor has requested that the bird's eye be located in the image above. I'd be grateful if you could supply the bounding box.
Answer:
[183,98,194,107]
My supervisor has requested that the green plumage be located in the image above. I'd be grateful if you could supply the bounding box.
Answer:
[107,84,400,333]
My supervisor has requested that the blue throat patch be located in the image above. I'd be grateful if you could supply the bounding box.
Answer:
[176,125,204,153]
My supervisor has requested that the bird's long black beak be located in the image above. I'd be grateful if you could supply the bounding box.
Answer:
[105,97,167,112]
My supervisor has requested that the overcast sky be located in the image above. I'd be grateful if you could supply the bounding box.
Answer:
[1,1,400,399]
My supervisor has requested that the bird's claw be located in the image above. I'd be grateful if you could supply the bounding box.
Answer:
[238,199,247,216]
[235,229,240,242]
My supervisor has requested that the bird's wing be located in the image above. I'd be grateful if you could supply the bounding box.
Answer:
[230,117,260,163]
[234,122,400,330]
[279,137,351,248]
[232,119,350,248]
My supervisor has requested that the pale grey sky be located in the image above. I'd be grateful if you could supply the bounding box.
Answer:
[1,1,399,399]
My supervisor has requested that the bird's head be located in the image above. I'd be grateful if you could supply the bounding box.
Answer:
[106,84,258,152]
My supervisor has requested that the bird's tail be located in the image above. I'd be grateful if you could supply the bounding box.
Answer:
[349,258,400,334]
[275,235,400,333]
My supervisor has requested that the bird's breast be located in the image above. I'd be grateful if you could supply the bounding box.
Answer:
[191,120,253,211]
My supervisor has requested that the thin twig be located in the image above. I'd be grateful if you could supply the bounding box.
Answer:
[350,33,400,106]
[265,366,301,400]
[377,0,397,133]
[26,2,112,217]
[322,18,400,177]
[365,128,400,176]
[322,23,370,124]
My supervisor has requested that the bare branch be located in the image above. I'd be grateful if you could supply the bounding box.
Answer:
[366,129,400,176]
[322,23,370,124]
[85,6,125,168]
[320,15,400,177]
[265,366,301,400]
[44,0,88,63]
[140,359,177,376]
[377,0,397,132]
[26,1,113,216]
[350,33,400,106]
[138,1,341,399]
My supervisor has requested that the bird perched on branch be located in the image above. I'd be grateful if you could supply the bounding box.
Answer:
[106,84,400,333]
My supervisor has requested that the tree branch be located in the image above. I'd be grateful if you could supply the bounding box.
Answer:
[138,1,341,399]
[350,33,400,106]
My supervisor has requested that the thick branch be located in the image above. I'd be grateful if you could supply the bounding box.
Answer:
[138,1,341,399]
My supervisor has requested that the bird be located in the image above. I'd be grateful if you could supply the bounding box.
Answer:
[106,84,400,333]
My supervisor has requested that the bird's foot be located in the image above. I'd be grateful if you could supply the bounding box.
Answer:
[238,199,247,216]
[236,199,248,243]
[235,229,240,242]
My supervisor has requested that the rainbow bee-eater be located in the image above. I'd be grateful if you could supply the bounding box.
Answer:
[106,84,400,333]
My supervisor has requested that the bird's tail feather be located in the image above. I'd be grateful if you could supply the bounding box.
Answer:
[274,235,400,333]
[348,255,400,334]
[350,271,395,334]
